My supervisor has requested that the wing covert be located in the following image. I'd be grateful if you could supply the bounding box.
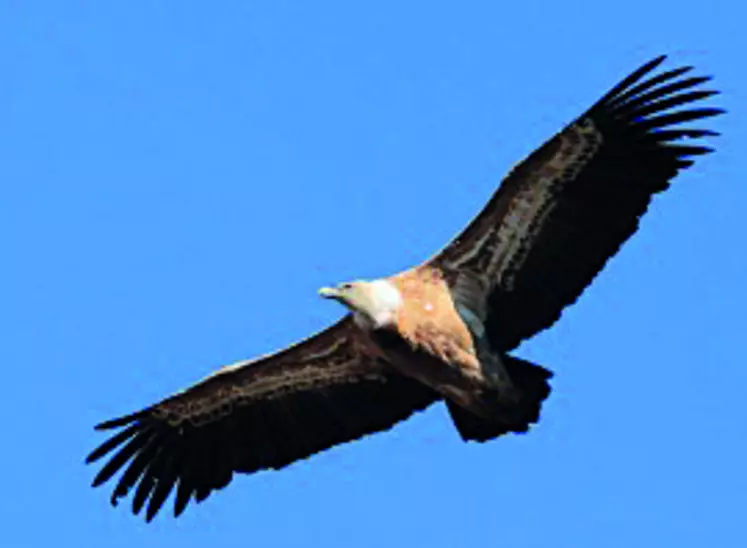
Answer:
[86,318,438,521]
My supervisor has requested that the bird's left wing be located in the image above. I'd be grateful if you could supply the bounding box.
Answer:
[430,55,723,351]
[86,317,438,521]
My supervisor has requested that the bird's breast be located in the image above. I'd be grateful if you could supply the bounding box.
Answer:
[365,318,486,409]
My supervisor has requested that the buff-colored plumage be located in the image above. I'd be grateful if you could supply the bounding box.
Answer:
[389,267,480,377]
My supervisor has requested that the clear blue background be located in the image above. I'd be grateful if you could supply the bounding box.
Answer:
[2,2,744,546]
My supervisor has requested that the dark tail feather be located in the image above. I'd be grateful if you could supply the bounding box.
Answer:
[447,355,553,442]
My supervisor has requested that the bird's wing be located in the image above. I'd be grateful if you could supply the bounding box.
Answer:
[430,55,722,351]
[86,317,438,521]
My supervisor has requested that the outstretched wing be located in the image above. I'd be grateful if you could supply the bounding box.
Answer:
[432,55,723,351]
[86,318,438,522]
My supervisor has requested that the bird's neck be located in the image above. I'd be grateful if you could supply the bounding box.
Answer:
[352,279,403,330]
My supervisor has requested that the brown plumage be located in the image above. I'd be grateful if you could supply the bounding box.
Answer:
[86,54,723,521]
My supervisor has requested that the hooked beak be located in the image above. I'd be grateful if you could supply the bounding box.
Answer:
[318,286,341,299]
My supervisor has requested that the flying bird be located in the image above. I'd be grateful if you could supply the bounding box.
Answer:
[86,55,723,521]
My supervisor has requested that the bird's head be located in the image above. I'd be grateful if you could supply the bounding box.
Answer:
[318,279,402,328]
[318,280,371,310]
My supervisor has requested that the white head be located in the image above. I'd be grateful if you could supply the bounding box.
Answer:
[318,279,403,329]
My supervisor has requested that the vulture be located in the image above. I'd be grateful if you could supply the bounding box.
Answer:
[86,54,723,521]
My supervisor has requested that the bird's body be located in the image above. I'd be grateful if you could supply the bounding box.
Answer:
[342,268,498,414]
[345,267,531,419]
[85,55,724,522]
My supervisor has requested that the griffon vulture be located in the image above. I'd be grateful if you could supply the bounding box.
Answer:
[86,54,722,521]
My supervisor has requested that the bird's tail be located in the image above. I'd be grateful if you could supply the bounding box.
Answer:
[447,355,553,442]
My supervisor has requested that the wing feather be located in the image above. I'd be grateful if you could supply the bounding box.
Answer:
[86,318,438,521]
[432,55,723,350]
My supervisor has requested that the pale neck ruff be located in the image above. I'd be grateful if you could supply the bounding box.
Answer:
[353,279,403,330]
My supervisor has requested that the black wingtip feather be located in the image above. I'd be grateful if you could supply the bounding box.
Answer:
[671,145,715,157]
[593,56,724,136]
[637,108,725,132]
[132,458,159,517]
[110,431,161,505]
[95,411,144,431]
[607,66,695,109]
[647,128,720,141]
[596,54,669,105]
[91,431,151,488]
[174,477,194,518]
[86,423,141,464]
[628,90,720,120]
[618,76,715,111]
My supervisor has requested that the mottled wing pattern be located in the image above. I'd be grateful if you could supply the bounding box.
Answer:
[86,317,438,521]
[432,55,722,351]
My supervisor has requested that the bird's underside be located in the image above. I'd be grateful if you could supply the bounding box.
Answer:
[85,54,723,522]
[359,266,526,416]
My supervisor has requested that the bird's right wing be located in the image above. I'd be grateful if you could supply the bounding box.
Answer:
[85,317,439,522]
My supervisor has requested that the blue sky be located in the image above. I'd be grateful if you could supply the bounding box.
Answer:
[2,1,745,546]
